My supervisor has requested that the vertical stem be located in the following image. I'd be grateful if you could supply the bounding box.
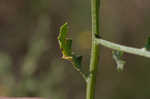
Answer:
[86,0,100,99]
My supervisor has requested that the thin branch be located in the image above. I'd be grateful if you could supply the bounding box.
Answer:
[95,38,150,58]
[86,0,101,99]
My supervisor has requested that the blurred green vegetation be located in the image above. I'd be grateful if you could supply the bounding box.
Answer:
[0,0,150,99]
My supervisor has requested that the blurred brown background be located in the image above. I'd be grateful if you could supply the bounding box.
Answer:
[0,0,150,99]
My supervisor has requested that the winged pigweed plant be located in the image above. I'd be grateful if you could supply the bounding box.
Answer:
[58,0,150,99]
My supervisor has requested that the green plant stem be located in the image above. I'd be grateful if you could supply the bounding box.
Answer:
[95,38,150,58]
[86,0,100,99]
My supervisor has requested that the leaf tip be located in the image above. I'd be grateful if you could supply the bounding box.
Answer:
[145,37,150,51]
